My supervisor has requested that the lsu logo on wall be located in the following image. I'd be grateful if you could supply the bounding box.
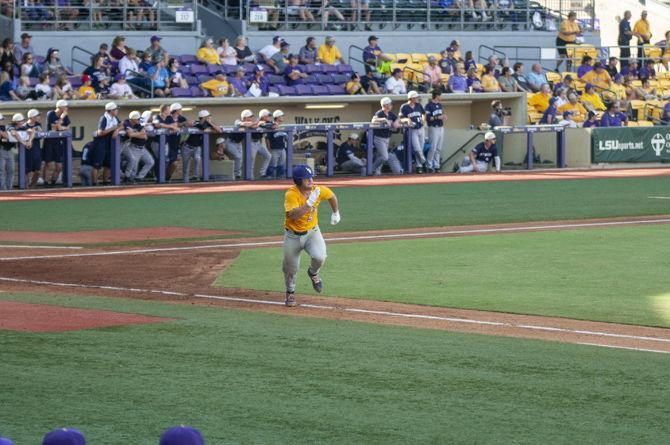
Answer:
[650,133,670,156]
[597,140,644,151]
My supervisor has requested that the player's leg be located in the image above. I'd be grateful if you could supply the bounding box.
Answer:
[372,136,389,175]
[0,150,8,189]
[268,148,280,178]
[282,232,304,305]
[412,128,427,167]
[387,150,404,174]
[426,127,439,171]
[475,161,488,172]
[225,141,243,179]
[276,149,287,178]
[181,145,193,183]
[304,227,327,292]
[136,148,155,180]
[433,127,444,170]
[258,143,272,177]
[194,145,202,180]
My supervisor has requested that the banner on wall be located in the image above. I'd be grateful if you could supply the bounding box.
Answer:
[591,126,670,163]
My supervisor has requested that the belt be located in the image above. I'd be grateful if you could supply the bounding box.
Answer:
[285,227,316,236]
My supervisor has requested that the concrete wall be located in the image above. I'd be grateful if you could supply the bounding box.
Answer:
[496,128,591,168]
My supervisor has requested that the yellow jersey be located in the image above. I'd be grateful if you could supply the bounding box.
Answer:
[284,185,334,232]
[528,92,551,112]
[78,85,97,100]
[633,19,651,40]
[581,70,612,91]
[558,102,587,123]
[197,47,221,65]
[581,92,606,111]
[558,20,580,42]
[317,44,342,65]
[200,79,231,97]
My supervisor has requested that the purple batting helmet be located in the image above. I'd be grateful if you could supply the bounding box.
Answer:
[159,426,204,445]
[42,428,86,445]
[292,164,315,185]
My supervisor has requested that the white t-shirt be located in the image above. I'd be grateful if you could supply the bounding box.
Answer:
[35,83,52,99]
[118,56,139,79]
[385,76,407,95]
[258,44,279,62]
[217,46,237,66]
[110,82,134,98]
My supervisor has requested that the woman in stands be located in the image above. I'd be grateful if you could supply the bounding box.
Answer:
[234,36,255,64]
[167,58,189,89]
[481,66,500,92]
[577,55,593,79]
[109,36,129,61]
[35,73,54,100]
[0,39,16,69]
[217,38,237,66]
[0,71,19,101]
[53,74,78,100]
[346,73,367,95]
[20,53,40,78]
[497,67,521,92]
[15,76,36,100]
[42,48,70,77]
[466,67,483,93]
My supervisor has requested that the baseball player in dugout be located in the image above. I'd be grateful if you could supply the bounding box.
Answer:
[456,131,501,173]
[283,164,340,307]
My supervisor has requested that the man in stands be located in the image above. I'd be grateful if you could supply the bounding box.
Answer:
[438,47,459,75]
[581,83,606,112]
[558,92,587,124]
[512,62,531,92]
[618,11,633,69]
[363,35,384,67]
[258,36,282,63]
[526,63,548,92]
[145,35,168,64]
[147,56,170,97]
[317,36,345,65]
[447,63,467,93]
[633,10,652,60]
[483,55,500,77]
[384,68,407,95]
[555,10,581,72]
[581,61,612,92]
[228,67,248,96]
[13,33,33,67]
[528,83,552,113]
[361,65,381,94]
[196,38,220,65]
[299,37,317,65]
[269,41,290,74]
[200,73,233,97]
[599,101,628,127]
[285,54,307,86]
[606,56,620,78]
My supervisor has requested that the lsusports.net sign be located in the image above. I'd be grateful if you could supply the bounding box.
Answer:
[592,127,670,163]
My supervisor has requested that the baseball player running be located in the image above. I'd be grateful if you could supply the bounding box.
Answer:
[371,96,400,175]
[457,131,501,173]
[283,164,340,307]
[399,90,428,173]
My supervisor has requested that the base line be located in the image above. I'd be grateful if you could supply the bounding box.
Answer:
[0,245,82,250]
[1,276,670,352]
[577,342,670,354]
[1,217,670,262]
[648,196,670,200]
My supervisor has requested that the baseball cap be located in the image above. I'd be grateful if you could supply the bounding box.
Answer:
[280,41,289,48]
[564,74,574,81]
[81,74,91,82]
[56,99,68,108]
[215,137,225,145]
[140,110,152,122]
[0,113,4,120]
[392,68,402,75]
[240,109,253,119]
[21,32,32,39]
[128,111,140,120]
[273,109,284,118]
[446,46,455,52]
[115,73,126,81]
[0,437,13,445]
[169,103,183,112]
[368,35,379,42]
[254,65,264,73]
[380,97,392,106]
[407,90,419,99]
[150,35,162,42]
[259,109,271,118]
[585,83,594,90]
[348,133,359,140]
[198,110,210,118]
[292,164,315,180]
[593,61,603,69]
[159,426,204,445]
[42,428,86,445]
[105,102,118,111]
[27,109,40,118]
[12,113,25,122]
[484,131,496,141]
[272,35,283,44]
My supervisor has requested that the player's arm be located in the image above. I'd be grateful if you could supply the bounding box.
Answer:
[468,150,478,173]
[127,126,147,140]
[286,203,312,220]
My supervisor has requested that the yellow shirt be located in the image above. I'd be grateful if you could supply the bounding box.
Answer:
[609,83,626,101]
[633,19,651,40]
[581,70,612,91]
[317,44,342,65]
[78,85,97,100]
[558,19,580,42]
[581,92,606,111]
[481,74,500,92]
[200,79,231,97]
[197,47,221,65]
[528,92,551,112]
[284,185,335,232]
[558,102,587,123]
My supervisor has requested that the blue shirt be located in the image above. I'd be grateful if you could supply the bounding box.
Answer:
[540,105,558,124]
[399,102,425,129]
[471,142,498,163]
[0,81,14,101]
[83,66,104,91]
[583,119,598,128]
[336,141,356,166]
[448,74,467,93]
[618,19,632,44]
[372,109,397,138]
[439,57,458,75]
[147,65,169,88]
[229,77,248,95]
[599,111,627,127]
[527,71,547,89]
[621,66,638,78]
[44,110,70,148]
[284,64,305,86]
[267,127,287,150]
[639,66,655,80]
[425,101,444,127]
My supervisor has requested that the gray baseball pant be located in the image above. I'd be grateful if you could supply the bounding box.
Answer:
[283,226,327,293]
[270,148,286,168]
[251,140,271,177]
[408,127,427,166]
[372,136,389,175]
[340,159,365,175]
[124,143,155,180]
[79,164,94,186]
[225,140,243,178]
[181,144,202,182]
[459,157,489,173]
[387,151,404,174]
[427,126,444,170]
[0,149,15,190]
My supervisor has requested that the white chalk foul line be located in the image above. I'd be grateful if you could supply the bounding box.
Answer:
[649,196,670,200]
[0,245,82,249]
[2,276,670,352]
[2,217,670,262]
[577,342,670,354]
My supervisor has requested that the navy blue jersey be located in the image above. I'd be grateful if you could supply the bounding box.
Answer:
[267,128,287,150]
[399,102,425,129]
[372,109,397,138]
[471,142,498,163]
[425,101,444,127]
[252,121,273,141]
[165,113,187,148]
[80,142,94,166]
[122,119,146,145]
[0,124,14,150]
[44,110,70,148]
[22,121,42,151]
[186,120,214,146]
[336,142,356,166]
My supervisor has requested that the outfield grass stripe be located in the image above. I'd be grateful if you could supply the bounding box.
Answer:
[2,216,670,262]
[577,342,670,354]
[3,276,670,351]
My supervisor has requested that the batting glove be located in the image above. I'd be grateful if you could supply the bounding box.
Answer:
[331,211,341,225]
[306,186,321,207]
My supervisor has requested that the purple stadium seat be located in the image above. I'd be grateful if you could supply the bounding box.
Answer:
[295,84,312,96]
[337,64,353,74]
[190,86,205,97]
[267,74,286,85]
[316,73,335,84]
[179,54,197,65]
[171,87,192,97]
[269,86,280,95]
[179,65,192,75]
[311,85,330,95]
[196,74,212,83]
[321,64,337,74]
[34,55,45,64]
[222,64,238,75]
[190,64,208,76]
[277,85,297,96]
[68,76,82,88]
[242,63,256,75]
[305,74,319,84]
[207,64,223,75]
[331,73,348,84]
[327,84,346,95]
[184,75,197,85]
[260,64,272,72]
[303,64,321,74]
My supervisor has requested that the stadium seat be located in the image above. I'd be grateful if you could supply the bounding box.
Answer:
[331,73,348,84]
[171,87,192,97]
[630,100,646,120]
[322,64,338,74]
[396,53,411,64]
[311,85,330,95]
[384,54,397,62]
[222,64,238,75]
[337,64,353,74]
[327,84,346,95]
[68,76,82,88]
[636,120,654,127]
[305,74,319,84]
[207,64,223,75]
[627,121,638,127]
[184,75,197,85]
[242,64,256,75]
[277,85,297,96]
[190,64,207,76]
[316,73,335,84]
[190,86,205,97]
[266,74,285,85]
[295,84,312,95]
[411,53,428,63]
[644,45,662,59]
[546,71,561,83]
[196,74,212,83]
[268,86,280,95]
[179,55,197,65]
[304,64,321,74]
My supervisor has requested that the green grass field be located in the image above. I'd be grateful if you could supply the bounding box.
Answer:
[1,293,669,445]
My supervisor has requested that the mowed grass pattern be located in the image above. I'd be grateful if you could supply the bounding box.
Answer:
[0,293,669,444]
[216,225,670,327]
[0,177,668,238]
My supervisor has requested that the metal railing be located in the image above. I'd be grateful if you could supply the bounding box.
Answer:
[201,0,243,20]
[244,1,595,32]
[14,0,199,32]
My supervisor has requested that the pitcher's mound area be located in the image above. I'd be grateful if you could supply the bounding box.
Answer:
[0,300,173,332]
[0,227,239,244]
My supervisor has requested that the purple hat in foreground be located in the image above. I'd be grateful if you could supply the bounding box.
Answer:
[159,426,204,445]
[0,437,14,445]
[42,428,86,445]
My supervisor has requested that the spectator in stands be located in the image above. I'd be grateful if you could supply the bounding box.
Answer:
[540,96,559,124]
[15,76,35,100]
[0,71,19,101]
[466,67,483,92]
[35,73,54,100]
[558,92,587,124]
[249,66,269,96]
[109,74,138,99]
[581,83,606,112]
[494,0,515,25]
[352,0,372,31]
[85,54,111,92]
[632,78,660,100]
[20,53,40,78]
[269,41,290,74]
[633,11,652,60]
[423,56,444,92]
[234,36,255,64]
[555,11,581,72]
[599,101,628,127]
[481,66,500,92]
[41,48,69,77]
[147,56,170,97]
[299,37,317,65]
[196,38,221,65]
[621,59,639,79]
[0,39,16,68]
[526,63,547,92]
[552,74,575,95]
[498,66,521,92]
[483,55,500,77]
[289,0,315,25]
[167,58,188,89]
[320,0,346,30]
[363,35,384,67]
[623,76,638,101]
[661,101,670,123]
[285,55,307,87]
[110,36,129,61]
[13,33,33,67]
[145,36,168,64]
[557,110,578,128]
[577,55,593,78]
[528,83,552,112]
[54,74,77,100]
[346,72,366,95]
[618,11,633,69]
[119,48,144,90]
[510,63,529,92]
[582,62,612,92]
[639,59,656,81]
[606,56,619,78]
[463,51,476,72]
[361,65,381,94]
[229,66,248,95]
[660,30,670,71]
[139,52,153,73]
[217,38,237,66]
[79,74,97,100]
[468,0,490,22]
[200,73,233,97]
[609,74,627,105]
[583,110,598,127]
[385,68,407,94]
[448,63,467,93]
[554,87,569,108]
[317,36,345,65]
[439,47,459,75]
[258,36,282,63]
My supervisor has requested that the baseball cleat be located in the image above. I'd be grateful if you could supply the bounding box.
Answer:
[285,291,296,307]
[307,269,323,293]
